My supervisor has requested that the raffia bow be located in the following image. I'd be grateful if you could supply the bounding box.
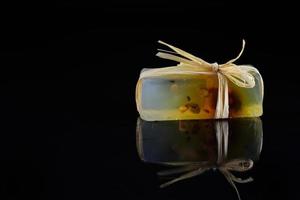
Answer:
[139,40,262,118]
[158,121,254,200]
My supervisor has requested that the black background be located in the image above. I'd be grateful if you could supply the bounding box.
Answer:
[0,1,298,199]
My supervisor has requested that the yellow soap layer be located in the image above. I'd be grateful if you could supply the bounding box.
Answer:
[139,104,262,121]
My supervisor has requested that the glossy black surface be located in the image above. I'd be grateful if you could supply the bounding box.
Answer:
[137,118,262,198]
[0,1,297,200]
[137,118,262,163]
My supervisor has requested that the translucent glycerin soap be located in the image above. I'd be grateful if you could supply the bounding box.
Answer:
[136,69,263,121]
[136,40,264,121]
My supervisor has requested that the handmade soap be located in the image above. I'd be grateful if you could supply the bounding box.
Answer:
[136,41,264,121]
[136,68,263,121]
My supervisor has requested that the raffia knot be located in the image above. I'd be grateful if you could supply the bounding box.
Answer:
[211,62,219,72]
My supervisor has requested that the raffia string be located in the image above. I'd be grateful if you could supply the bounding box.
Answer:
[139,40,262,118]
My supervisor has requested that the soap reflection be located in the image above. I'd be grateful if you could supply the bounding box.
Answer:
[136,118,263,199]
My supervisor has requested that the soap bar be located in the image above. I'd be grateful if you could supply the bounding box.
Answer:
[136,69,263,121]
[136,117,263,165]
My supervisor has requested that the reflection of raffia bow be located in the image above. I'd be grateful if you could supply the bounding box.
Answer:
[159,159,253,200]
[139,40,263,118]
[158,121,254,200]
